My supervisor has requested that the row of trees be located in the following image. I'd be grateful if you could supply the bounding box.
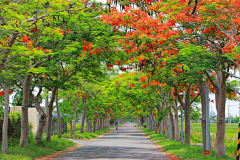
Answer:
[99,0,240,157]
[1,0,240,158]
[0,0,125,153]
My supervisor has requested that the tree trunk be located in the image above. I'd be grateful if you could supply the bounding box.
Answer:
[1,84,9,153]
[71,98,80,135]
[150,111,154,130]
[44,94,48,133]
[103,118,106,129]
[174,108,180,141]
[30,93,46,145]
[147,117,150,129]
[107,119,109,127]
[90,121,92,132]
[99,119,101,130]
[86,120,89,132]
[157,122,160,133]
[46,88,57,142]
[88,121,91,132]
[80,105,87,133]
[199,81,207,150]
[71,108,77,134]
[149,117,151,130]
[20,75,32,148]
[69,121,73,132]
[99,118,103,130]
[101,118,104,130]
[96,119,100,131]
[216,80,227,157]
[170,111,175,140]
[163,117,169,137]
[93,119,96,132]
[184,104,191,145]
[56,89,61,138]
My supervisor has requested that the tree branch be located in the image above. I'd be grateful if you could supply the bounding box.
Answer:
[223,70,240,79]
[89,90,101,99]
[190,92,200,106]
[205,72,217,88]
[173,83,184,107]
[67,96,75,106]
[36,87,42,99]
[0,32,19,73]
[13,68,25,84]
[230,84,240,95]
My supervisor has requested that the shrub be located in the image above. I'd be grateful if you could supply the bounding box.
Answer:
[0,112,22,141]
[142,123,146,128]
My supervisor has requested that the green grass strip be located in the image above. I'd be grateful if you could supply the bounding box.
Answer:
[141,128,235,160]
[0,135,75,160]
[62,128,110,140]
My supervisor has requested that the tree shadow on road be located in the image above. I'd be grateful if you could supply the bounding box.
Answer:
[54,146,169,160]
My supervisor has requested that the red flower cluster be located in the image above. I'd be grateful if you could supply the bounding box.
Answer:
[75,89,82,97]
[107,64,114,67]
[139,76,148,82]
[0,89,13,96]
[83,39,94,52]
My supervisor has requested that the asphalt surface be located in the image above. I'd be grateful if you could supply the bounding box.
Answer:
[54,122,169,160]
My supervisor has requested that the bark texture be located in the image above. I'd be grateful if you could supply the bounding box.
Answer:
[199,81,207,151]
[19,75,32,148]
[173,84,200,145]
[46,88,57,142]
[56,89,61,137]
[206,70,226,157]
[80,102,87,133]
[184,103,191,145]
[174,107,180,141]
[215,75,226,157]
[1,84,9,153]
[101,118,104,129]
[170,111,175,140]
[69,121,73,132]
[30,93,46,145]
[71,97,80,135]
[93,118,96,132]
[163,117,169,137]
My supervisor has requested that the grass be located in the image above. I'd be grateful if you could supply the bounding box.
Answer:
[190,123,238,139]
[0,122,111,159]
[66,123,86,133]
[187,123,238,158]
[62,128,110,139]
[142,128,235,160]
[0,134,75,160]
[62,123,111,140]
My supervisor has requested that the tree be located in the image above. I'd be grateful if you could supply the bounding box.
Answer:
[101,0,240,156]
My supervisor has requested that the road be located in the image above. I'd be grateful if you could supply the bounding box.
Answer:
[54,122,169,160]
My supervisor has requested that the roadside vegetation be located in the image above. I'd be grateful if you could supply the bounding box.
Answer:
[142,128,235,160]
[0,123,113,159]
[1,0,240,159]
[0,135,75,160]
[62,123,111,140]
[190,123,237,158]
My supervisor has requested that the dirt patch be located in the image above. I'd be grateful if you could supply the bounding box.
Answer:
[34,143,83,160]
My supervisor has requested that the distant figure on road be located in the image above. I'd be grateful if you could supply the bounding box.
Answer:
[115,121,118,130]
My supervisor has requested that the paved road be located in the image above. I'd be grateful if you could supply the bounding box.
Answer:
[54,122,169,160]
